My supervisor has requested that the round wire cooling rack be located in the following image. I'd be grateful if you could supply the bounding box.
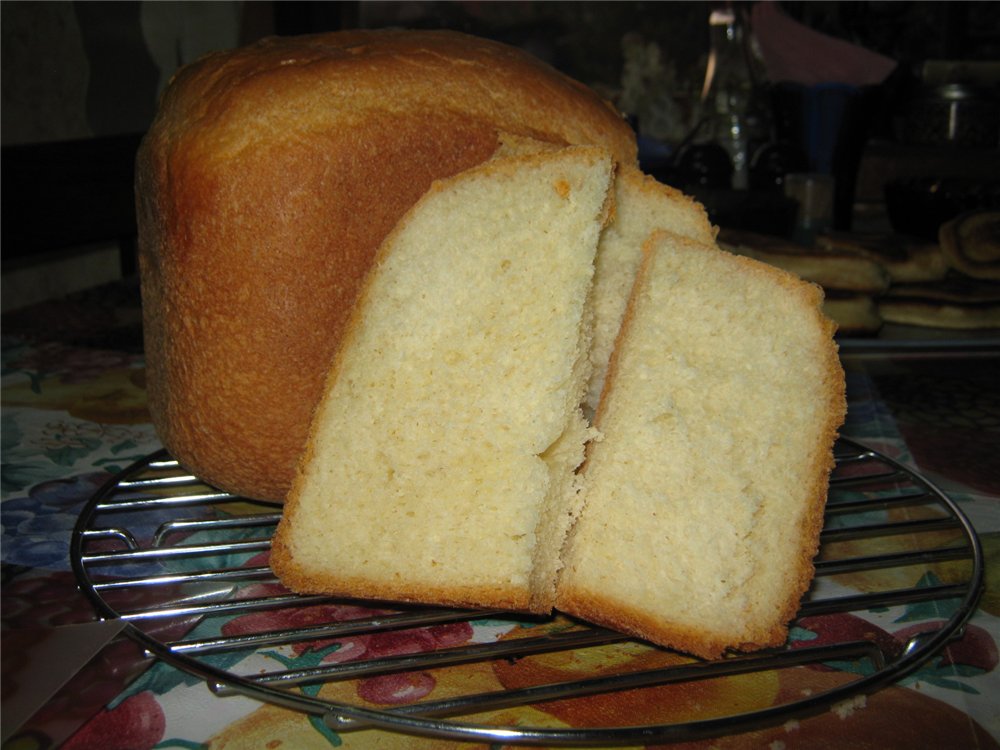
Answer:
[71,437,985,747]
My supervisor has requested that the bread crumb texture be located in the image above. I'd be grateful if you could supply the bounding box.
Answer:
[272,147,613,612]
[558,230,844,658]
[586,166,716,413]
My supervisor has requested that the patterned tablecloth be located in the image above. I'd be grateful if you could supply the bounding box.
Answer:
[2,278,998,749]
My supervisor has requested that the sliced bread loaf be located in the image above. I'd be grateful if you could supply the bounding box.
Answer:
[557,230,846,659]
[271,146,614,613]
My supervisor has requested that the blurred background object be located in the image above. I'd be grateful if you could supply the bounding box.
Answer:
[784,172,835,245]
[2,0,999,336]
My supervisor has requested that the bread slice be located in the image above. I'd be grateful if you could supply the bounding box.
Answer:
[139,30,637,504]
[271,146,614,613]
[557,230,846,659]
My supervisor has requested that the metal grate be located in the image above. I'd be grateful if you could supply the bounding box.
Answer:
[71,438,984,746]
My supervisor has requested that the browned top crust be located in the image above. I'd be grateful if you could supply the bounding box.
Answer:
[149,30,637,166]
[137,29,636,501]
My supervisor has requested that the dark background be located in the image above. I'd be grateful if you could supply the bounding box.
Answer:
[2,1,997,297]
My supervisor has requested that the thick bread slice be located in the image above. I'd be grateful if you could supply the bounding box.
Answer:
[271,146,614,613]
[557,230,845,659]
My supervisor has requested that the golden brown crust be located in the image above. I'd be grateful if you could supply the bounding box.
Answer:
[276,569,535,614]
[556,588,742,660]
[139,29,636,501]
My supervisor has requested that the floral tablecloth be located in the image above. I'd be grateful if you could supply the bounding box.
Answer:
[2,278,999,749]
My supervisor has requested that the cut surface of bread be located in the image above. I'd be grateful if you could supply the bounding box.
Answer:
[557,230,846,659]
[493,134,717,413]
[271,146,614,613]
[586,167,717,412]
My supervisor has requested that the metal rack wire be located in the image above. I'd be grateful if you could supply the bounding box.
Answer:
[71,437,984,746]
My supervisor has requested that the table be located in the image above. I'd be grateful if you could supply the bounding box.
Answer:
[2,277,998,749]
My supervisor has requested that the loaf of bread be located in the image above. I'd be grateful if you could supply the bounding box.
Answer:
[557,230,845,659]
[270,146,615,612]
[137,29,637,501]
